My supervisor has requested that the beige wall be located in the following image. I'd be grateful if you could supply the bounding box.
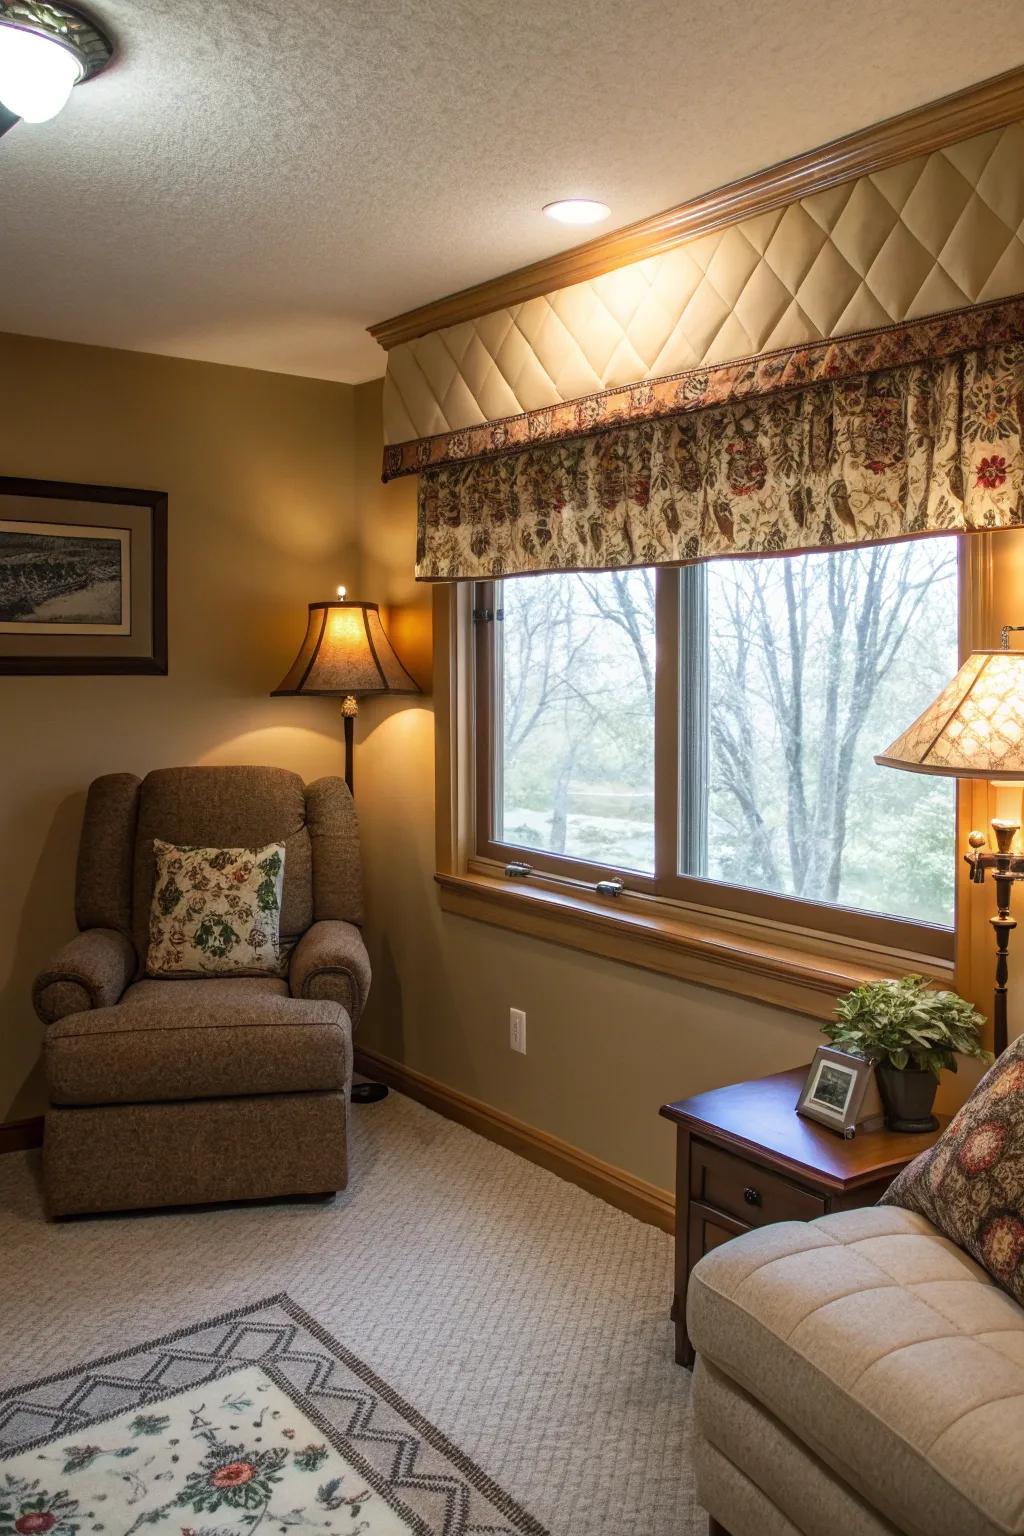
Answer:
[0,332,357,1121]
[352,379,821,1192]
[2,344,1002,1191]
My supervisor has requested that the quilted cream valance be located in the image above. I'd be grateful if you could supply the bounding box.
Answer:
[375,102,1024,582]
[383,119,1024,481]
[416,331,1024,580]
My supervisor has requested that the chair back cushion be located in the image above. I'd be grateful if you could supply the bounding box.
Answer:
[131,767,315,964]
[76,773,142,937]
[305,776,363,925]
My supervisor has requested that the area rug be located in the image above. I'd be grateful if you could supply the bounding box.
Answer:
[0,1294,549,1536]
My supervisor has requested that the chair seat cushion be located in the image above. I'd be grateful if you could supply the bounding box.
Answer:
[45,982,351,1106]
[688,1205,1024,1536]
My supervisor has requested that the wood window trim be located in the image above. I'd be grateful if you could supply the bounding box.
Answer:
[433,537,994,1024]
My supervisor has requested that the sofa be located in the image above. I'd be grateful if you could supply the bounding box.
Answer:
[33,765,370,1216]
[688,1203,1024,1536]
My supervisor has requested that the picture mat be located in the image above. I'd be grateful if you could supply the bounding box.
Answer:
[0,495,154,660]
[0,519,131,636]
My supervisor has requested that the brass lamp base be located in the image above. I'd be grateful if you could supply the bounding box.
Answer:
[965,818,1021,1057]
[341,695,358,795]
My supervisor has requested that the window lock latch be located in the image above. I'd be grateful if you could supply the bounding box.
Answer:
[596,878,625,898]
[472,607,504,624]
[505,860,533,878]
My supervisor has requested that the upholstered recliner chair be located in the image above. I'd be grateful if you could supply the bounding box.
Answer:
[33,766,370,1217]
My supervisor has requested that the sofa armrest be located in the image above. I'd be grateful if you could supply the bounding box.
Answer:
[289,920,371,1026]
[33,928,136,1025]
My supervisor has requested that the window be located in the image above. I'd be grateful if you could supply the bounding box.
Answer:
[474,536,960,957]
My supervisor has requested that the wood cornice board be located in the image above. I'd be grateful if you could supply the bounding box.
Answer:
[369,65,1024,349]
[354,1046,675,1233]
[0,1115,43,1154]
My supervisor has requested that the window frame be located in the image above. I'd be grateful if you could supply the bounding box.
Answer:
[433,533,993,1021]
[472,541,968,964]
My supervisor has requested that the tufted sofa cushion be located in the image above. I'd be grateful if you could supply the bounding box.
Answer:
[688,1205,1024,1536]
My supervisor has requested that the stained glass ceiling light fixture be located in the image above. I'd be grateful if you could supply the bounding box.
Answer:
[0,1,112,128]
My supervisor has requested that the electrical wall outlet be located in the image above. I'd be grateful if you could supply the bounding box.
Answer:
[509,1007,527,1054]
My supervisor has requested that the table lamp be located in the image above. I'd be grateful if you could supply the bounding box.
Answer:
[272,586,420,796]
[876,625,1024,1055]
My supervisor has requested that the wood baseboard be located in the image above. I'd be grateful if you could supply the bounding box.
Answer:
[0,1115,43,1154]
[354,1047,675,1233]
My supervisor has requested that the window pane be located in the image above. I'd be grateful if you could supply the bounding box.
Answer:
[684,538,958,927]
[495,571,656,873]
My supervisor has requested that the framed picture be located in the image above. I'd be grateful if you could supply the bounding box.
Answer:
[796,1046,884,1137]
[0,476,167,675]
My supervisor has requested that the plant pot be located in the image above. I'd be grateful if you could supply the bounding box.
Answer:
[876,1064,939,1133]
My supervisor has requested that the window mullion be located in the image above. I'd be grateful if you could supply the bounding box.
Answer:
[473,579,498,854]
[679,562,709,878]
[654,567,682,891]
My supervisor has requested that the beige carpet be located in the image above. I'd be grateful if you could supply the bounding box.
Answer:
[0,1090,699,1535]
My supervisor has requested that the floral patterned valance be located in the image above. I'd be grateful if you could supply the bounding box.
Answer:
[415,334,1024,581]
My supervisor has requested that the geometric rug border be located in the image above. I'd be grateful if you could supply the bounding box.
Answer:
[0,1290,550,1536]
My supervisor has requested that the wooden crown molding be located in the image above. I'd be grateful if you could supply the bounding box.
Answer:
[369,65,1024,351]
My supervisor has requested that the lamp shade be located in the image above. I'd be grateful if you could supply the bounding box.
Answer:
[876,650,1024,780]
[272,600,420,698]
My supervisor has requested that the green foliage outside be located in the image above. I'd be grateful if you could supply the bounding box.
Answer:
[496,535,958,928]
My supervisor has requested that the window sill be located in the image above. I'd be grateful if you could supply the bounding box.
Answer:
[434,869,953,1021]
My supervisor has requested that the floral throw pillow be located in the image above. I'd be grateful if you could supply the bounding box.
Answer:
[881,1033,1024,1304]
[147,840,286,976]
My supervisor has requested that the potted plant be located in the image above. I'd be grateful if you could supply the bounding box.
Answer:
[824,975,993,1132]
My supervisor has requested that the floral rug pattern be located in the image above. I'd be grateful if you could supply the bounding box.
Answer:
[0,1297,547,1536]
[1,1366,410,1535]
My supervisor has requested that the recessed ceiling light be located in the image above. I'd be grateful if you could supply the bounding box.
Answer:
[0,1,112,127]
[543,199,611,227]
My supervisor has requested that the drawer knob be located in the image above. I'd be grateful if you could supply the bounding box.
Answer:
[743,1186,762,1207]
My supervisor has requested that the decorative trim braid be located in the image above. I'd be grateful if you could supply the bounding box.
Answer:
[369,66,1024,351]
[384,293,1024,480]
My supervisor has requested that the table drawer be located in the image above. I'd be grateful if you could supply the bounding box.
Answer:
[690,1139,826,1227]
[689,1200,749,1267]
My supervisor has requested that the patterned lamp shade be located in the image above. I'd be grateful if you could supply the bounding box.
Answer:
[272,598,420,698]
[876,650,1024,780]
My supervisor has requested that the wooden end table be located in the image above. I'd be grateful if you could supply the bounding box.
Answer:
[660,1066,947,1367]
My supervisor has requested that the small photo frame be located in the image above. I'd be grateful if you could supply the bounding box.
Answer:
[796,1046,883,1137]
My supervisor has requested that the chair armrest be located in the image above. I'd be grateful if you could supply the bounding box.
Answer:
[289,920,371,1026]
[33,928,136,1025]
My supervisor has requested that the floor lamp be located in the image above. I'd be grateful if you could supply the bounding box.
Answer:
[272,586,420,796]
[273,585,420,1100]
[876,628,1024,1056]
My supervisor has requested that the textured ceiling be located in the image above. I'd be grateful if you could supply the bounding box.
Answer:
[1,0,1022,384]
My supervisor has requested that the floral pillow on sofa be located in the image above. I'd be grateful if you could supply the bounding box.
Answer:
[147,840,286,976]
[881,1032,1024,1303]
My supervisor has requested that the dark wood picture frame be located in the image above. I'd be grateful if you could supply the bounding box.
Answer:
[0,476,167,675]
